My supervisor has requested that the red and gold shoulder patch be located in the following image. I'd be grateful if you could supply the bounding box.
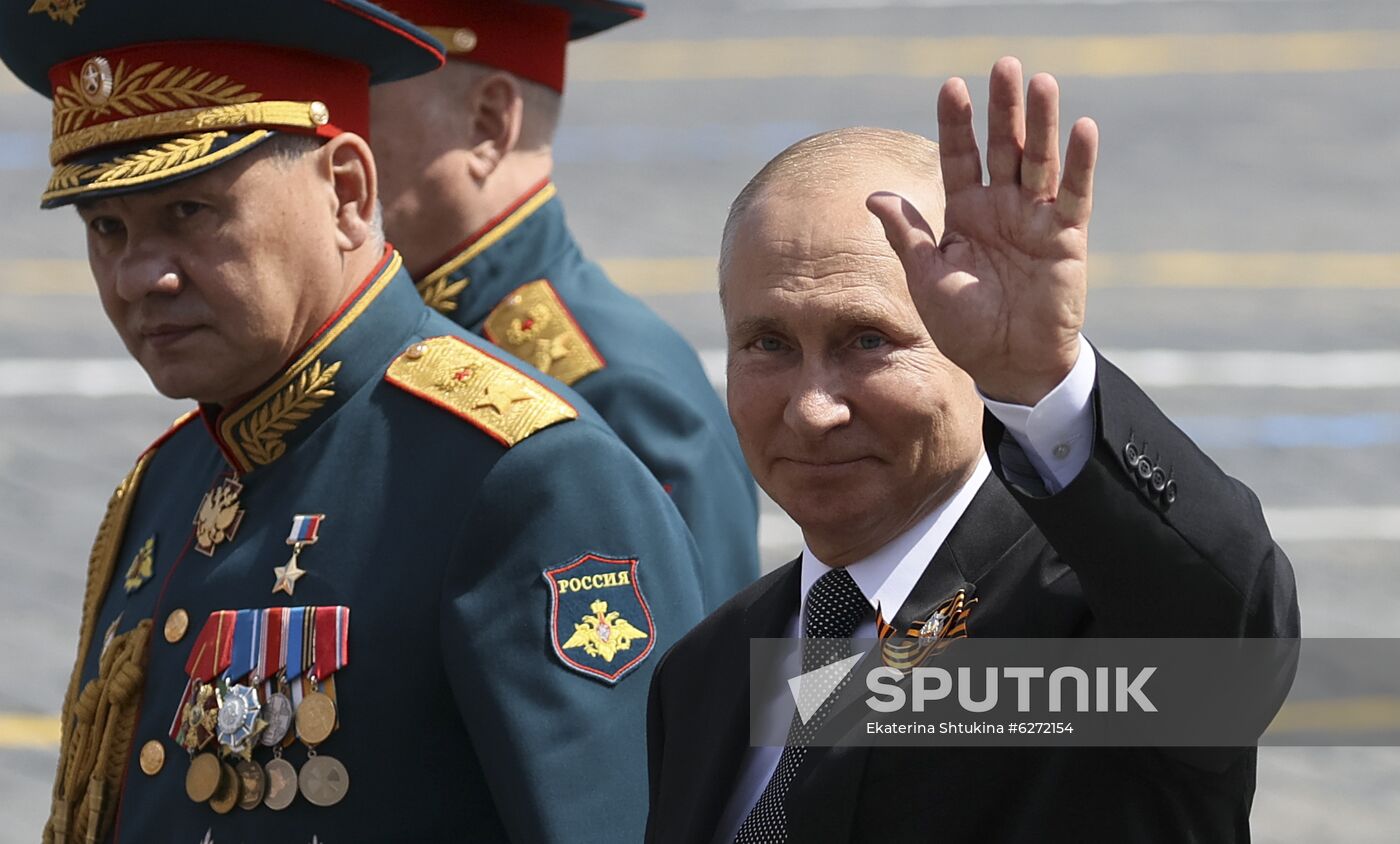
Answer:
[482,279,605,387]
[384,335,578,447]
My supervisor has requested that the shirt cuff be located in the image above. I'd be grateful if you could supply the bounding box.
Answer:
[979,334,1097,494]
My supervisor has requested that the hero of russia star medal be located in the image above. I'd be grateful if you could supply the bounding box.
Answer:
[273,514,324,595]
[543,554,655,684]
[194,477,245,557]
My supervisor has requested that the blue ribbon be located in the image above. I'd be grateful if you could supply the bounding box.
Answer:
[285,606,307,681]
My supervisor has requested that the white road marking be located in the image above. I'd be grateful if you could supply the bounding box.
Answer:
[701,348,1400,392]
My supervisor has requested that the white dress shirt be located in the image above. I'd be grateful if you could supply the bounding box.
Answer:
[713,336,1098,842]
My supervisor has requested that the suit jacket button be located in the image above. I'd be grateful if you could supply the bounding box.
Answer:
[1150,467,1168,493]
[1123,441,1141,469]
[1164,479,1178,506]
[1136,456,1154,480]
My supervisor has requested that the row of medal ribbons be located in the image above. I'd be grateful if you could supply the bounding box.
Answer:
[169,606,350,812]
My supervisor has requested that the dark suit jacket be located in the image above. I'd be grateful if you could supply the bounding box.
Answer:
[646,351,1300,844]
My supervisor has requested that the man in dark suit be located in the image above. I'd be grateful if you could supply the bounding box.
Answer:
[646,58,1299,844]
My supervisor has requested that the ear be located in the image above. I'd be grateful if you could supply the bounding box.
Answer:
[464,71,524,182]
[320,133,378,253]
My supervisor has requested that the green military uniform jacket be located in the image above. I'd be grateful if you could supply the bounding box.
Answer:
[54,250,706,843]
[414,180,759,610]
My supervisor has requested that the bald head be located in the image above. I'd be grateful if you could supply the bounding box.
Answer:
[718,127,945,305]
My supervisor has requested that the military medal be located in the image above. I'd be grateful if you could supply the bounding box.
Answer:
[262,757,298,811]
[298,754,350,807]
[235,759,266,810]
[273,514,323,595]
[185,752,222,803]
[294,690,336,746]
[260,683,294,747]
[211,610,269,757]
[208,761,240,814]
[194,477,244,556]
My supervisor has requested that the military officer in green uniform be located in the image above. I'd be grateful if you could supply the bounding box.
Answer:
[370,0,760,611]
[3,2,706,841]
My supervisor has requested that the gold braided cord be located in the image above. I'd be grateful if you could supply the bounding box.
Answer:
[49,101,325,165]
[44,455,152,844]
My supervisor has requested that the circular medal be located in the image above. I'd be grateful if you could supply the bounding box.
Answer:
[235,758,266,810]
[208,761,240,814]
[139,739,165,776]
[294,691,337,746]
[259,692,294,746]
[185,752,221,803]
[263,757,298,811]
[299,754,350,807]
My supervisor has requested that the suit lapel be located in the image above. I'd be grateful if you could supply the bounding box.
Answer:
[673,560,801,843]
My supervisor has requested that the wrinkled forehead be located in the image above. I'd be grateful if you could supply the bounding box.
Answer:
[721,188,912,322]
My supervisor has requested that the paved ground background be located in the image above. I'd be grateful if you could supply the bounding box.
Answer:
[2,0,1398,839]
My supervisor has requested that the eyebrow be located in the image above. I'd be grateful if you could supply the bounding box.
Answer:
[730,316,785,337]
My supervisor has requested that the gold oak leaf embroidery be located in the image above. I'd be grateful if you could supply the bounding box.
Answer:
[562,600,648,663]
[53,61,261,135]
[237,360,342,466]
[417,276,469,314]
[87,131,226,184]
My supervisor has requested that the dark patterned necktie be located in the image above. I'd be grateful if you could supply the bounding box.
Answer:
[734,567,869,843]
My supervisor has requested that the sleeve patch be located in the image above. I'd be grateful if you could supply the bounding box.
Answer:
[543,554,655,684]
[384,335,578,447]
[483,279,606,387]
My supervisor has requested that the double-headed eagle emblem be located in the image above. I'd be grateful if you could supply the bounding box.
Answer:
[562,600,648,663]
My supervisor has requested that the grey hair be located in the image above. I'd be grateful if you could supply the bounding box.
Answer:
[717,127,942,304]
[261,133,385,250]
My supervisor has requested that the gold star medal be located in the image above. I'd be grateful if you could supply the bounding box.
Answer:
[273,514,324,595]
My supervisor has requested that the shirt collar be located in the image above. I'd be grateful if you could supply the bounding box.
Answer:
[798,454,992,624]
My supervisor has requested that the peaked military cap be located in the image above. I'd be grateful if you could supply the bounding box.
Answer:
[0,0,445,208]
[387,0,645,92]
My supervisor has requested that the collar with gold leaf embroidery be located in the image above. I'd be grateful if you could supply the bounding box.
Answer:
[414,179,564,318]
[202,249,419,475]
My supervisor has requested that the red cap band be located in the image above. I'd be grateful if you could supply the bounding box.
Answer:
[387,0,572,92]
[48,40,371,158]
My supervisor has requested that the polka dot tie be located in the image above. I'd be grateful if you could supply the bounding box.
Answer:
[734,567,869,843]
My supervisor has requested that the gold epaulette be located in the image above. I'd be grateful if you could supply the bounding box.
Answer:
[482,279,606,387]
[384,335,579,447]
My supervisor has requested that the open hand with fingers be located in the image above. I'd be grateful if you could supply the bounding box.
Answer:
[868,56,1099,407]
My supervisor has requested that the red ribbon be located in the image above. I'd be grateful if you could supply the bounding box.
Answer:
[311,606,350,682]
[184,609,236,682]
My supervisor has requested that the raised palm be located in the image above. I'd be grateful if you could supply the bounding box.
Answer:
[869,57,1099,406]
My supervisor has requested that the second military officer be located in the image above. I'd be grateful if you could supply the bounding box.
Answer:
[3,1,706,841]
[369,0,760,611]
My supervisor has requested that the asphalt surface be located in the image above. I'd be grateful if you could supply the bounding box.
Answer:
[2,0,1398,840]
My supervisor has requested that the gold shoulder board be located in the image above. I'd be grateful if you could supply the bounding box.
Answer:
[482,279,605,386]
[385,335,579,447]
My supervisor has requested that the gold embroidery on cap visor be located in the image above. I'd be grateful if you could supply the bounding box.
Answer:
[41,130,274,206]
